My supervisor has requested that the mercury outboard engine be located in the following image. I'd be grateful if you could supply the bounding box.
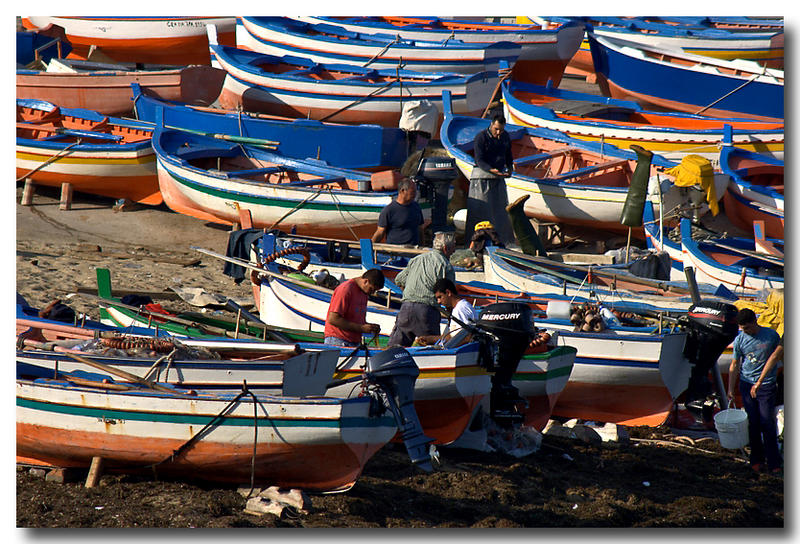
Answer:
[681,301,739,413]
[365,347,433,472]
[412,155,459,234]
[475,302,536,428]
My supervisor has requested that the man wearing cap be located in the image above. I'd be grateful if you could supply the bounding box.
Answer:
[464,114,516,245]
[387,231,456,347]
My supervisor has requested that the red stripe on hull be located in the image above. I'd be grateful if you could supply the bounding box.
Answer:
[64,32,236,66]
[523,392,563,431]
[553,382,673,426]
[15,170,161,205]
[511,59,570,86]
[414,394,484,445]
[17,423,379,492]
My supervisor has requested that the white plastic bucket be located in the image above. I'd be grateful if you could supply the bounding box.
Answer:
[546,300,572,321]
[714,408,749,449]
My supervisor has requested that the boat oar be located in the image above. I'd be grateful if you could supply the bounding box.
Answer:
[73,292,266,341]
[132,118,280,149]
[16,122,123,142]
[62,351,191,395]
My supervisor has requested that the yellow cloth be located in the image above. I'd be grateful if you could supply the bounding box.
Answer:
[664,154,719,216]
[734,289,784,336]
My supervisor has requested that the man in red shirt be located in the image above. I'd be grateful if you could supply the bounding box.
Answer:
[324,269,385,347]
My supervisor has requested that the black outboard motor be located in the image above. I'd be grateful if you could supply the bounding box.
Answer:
[366,347,433,472]
[475,302,536,428]
[681,301,740,410]
[413,156,459,234]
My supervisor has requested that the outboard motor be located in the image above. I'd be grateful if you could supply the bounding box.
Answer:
[475,302,536,428]
[681,301,740,413]
[366,347,433,472]
[412,155,459,234]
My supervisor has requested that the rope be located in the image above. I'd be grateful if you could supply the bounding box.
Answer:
[328,188,361,241]
[694,65,768,116]
[16,141,82,182]
[362,35,402,68]
[150,380,261,495]
[266,188,324,232]
[318,78,400,122]
[481,67,514,119]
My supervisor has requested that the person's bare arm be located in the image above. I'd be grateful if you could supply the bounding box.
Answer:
[327,311,380,335]
[752,344,783,398]
[371,226,386,243]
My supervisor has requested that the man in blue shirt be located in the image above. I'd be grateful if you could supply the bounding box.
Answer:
[464,114,515,246]
[727,308,782,473]
[371,177,425,246]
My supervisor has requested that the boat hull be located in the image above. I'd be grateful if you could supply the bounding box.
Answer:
[17,65,226,117]
[22,16,236,65]
[16,379,396,492]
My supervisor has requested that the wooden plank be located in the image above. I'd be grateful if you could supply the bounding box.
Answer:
[85,456,104,488]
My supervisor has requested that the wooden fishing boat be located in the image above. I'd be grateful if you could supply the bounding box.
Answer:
[501,78,783,161]
[679,218,783,293]
[440,91,728,232]
[81,268,489,445]
[236,17,521,74]
[209,31,498,128]
[130,84,410,170]
[643,201,784,283]
[152,122,422,238]
[526,16,784,76]
[17,58,226,116]
[588,33,784,122]
[254,255,696,427]
[719,136,784,239]
[243,236,707,428]
[255,270,575,431]
[286,16,584,86]
[482,246,719,313]
[16,98,161,204]
[16,373,398,491]
[16,338,339,397]
[21,16,236,66]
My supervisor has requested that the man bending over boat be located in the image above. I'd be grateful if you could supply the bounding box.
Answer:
[414,278,477,347]
[387,232,456,347]
[324,268,385,348]
[464,114,515,246]
[371,177,425,246]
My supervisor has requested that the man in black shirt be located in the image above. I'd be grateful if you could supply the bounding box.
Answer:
[464,114,515,245]
[371,177,425,246]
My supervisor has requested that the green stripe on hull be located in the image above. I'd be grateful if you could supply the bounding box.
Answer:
[167,168,384,214]
[17,396,394,429]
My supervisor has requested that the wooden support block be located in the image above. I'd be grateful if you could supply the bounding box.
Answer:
[45,467,84,484]
[59,182,73,210]
[85,456,104,488]
[21,178,36,206]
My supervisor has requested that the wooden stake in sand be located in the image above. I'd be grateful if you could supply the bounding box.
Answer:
[85,456,104,488]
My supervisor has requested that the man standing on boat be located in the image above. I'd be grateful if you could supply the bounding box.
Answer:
[414,278,477,347]
[387,232,456,347]
[464,114,515,246]
[371,177,425,246]
[727,308,782,474]
[324,269,385,348]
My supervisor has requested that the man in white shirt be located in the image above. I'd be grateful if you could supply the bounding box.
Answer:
[414,278,477,347]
